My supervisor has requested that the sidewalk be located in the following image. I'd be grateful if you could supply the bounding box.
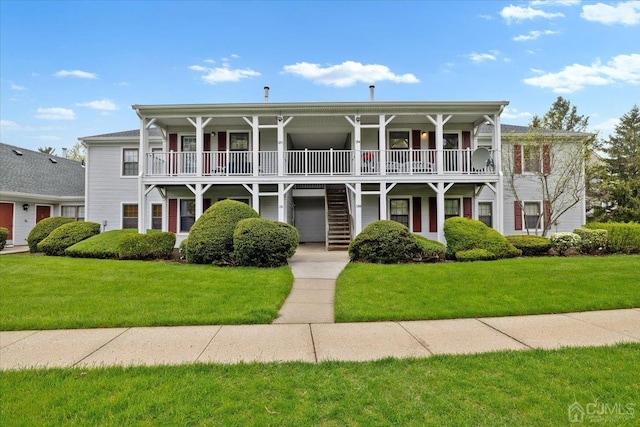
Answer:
[1,309,638,370]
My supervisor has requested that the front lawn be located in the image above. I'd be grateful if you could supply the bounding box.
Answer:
[0,255,293,330]
[335,255,640,322]
[1,344,638,426]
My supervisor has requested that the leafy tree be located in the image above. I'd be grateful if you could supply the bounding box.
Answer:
[65,141,86,161]
[503,98,594,236]
[592,105,640,221]
[38,146,56,155]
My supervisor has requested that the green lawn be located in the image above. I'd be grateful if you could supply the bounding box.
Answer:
[0,254,293,330]
[335,255,640,322]
[1,344,638,426]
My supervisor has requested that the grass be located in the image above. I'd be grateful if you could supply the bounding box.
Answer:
[335,255,640,322]
[0,254,293,330]
[1,344,638,426]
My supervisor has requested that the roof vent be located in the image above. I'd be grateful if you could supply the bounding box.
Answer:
[264,86,270,103]
[49,158,58,164]
[369,85,375,102]
[12,149,23,156]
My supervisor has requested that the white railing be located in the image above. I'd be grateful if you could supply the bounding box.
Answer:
[145,149,496,177]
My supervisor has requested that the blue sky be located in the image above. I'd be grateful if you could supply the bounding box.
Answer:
[1,0,639,153]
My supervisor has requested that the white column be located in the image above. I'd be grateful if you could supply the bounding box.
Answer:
[277,116,285,176]
[252,183,260,214]
[493,112,502,174]
[437,181,445,243]
[354,116,361,176]
[194,183,203,219]
[278,183,285,221]
[195,117,203,176]
[379,183,387,220]
[436,114,444,176]
[252,116,259,177]
[379,114,386,175]
[137,118,148,234]
[496,177,504,234]
[354,183,362,235]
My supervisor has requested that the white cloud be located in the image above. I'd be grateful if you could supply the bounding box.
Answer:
[230,53,240,59]
[591,118,620,138]
[76,99,118,111]
[502,107,533,120]
[54,70,98,79]
[513,29,558,41]
[189,62,261,84]
[203,59,216,64]
[529,68,545,74]
[34,135,61,141]
[114,81,130,86]
[523,53,640,93]
[36,107,76,120]
[468,52,497,63]
[500,5,564,23]
[10,82,27,91]
[282,61,419,87]
[530,0,580,6]
[0,119,22,130]
[479,14,493,20]
[581,1,640,25]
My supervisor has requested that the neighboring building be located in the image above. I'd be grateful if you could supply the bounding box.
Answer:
[0,143,85,247]
[80,98,586,249]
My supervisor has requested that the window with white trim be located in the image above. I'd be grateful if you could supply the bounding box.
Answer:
[122,148,138,176]
[122,204,138,229]
[229,132,249,151]
[523,145,541,173]
[180,200,196,233]
[444,199,460,219]
[523,201,542,230]
[388,131,409,149]
[61,206,85,221]
[151,204,162,230]
[390,198,410,228]
[478,202,492,228]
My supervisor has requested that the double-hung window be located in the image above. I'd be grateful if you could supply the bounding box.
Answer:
[61,206,85,221]
[523,202,542,230]
[444,199,460,220]
[180,200,196,233]
[122,204,138,229]
[390,199,410,228]
[122,148,139,176]
[478,202,493,228]
[523,145,541,173]
[151,204,162,230]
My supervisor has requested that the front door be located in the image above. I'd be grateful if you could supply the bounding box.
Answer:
[0,202,14,242]
[36,205,51,223]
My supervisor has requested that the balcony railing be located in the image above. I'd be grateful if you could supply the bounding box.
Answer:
[145,149,496,177]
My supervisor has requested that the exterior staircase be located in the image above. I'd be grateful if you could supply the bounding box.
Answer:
[325,186,352,251]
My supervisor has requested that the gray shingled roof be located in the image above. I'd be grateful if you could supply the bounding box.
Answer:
[81,127,163,139]
[480,123,593,136]
[0,143,85,197]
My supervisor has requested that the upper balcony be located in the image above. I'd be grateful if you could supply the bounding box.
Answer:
[144,148,497,178]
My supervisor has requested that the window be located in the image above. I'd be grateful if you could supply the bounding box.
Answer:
[389,131,409,149]
[390,199,410,228]
[181,136,196,151]
[229,132,249,151]
[181,136,197,174]
[523,145,541,173]
[122,149,139,176]
[524,202,542,230]
[444,199,460,219]
[180,200,196,232]
[151,204,162,230]
[61,206,85,221]
[478,202,492,228]
[443,133,459,149]
[122,204,138,229]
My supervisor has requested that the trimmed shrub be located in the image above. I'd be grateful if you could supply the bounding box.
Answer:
[65,229,137,258]
[455,248,498,262]
[584,222,640,254]
[349,220,423,264]
[506,235,552,256]
[179,238,189,259]
[550,232,581,255]
[444,217,521,260]
[37,221,101,256]
[0,227,8,250]
[147,232,176,260]
[414,234,446,262]
[117,232,176,260]
[186,200,259,264]
[27,216,75,252]
[573,228,608,254]
[233,218,299,267]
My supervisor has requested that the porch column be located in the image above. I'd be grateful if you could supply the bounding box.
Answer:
[493,111,502,175]
[277,116,285,177]
[194,183,203,219]
[496,177,504,234]
[251,116,259,177]
[277,183,285,222]
[379,115,386,176]
[137,118,149,234]
[252,183,260,213]
[195,117,203,176]
[354,182,362,235]
[379,183,387,220]
[437,181,445,243]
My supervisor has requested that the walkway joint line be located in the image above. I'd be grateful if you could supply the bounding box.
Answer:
[72,327,131,368]
[309,324,318,363]
[196,326,223,363]
[397,322,434,355]
[474,318,534,350]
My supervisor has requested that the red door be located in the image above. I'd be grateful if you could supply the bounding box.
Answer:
[36,205,51,223]
[0,202,14,241]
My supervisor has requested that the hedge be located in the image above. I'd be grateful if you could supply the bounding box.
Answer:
[118,232,176,260]
[37,221,101,256]
[444,217,521,260]
[186,200,259,264]
[65,229,137,259]
[0,227,8,250]
[233,218,299,267]
[349,220,423,264]
[506,235,552,256]
[27,216,75,252]
[455,248,498,262]
[414,234,446,262]
[550,232,581,255]
[573,228,608,254]
[584,222,640,254]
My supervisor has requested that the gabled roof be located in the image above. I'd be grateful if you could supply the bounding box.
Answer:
[480,123,594,137]
[0,143,85,198]
[80,127,163,140]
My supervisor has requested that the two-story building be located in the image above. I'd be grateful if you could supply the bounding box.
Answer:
[80,98,586,249]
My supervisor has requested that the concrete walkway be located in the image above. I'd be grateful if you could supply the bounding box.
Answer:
[273,243,349,324]
[0,245,29,255]
[1,309,638,370]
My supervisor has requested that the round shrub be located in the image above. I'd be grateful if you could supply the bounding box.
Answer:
[0,227,8,250]
[65,229,137,259]
[27,216,75,252]
[179,238,189,259]
[186,200,259,264]
[506,235,552,256]
[233,218,299,267]
[455,248,498,262]
[349,220,423,263]
[584,222,640,254]
[550,232,581,255]
[413,234,446,262]
[573,228,608,254]
[444,217,521,260]
[37,221,101,256]
[147,232,176,260]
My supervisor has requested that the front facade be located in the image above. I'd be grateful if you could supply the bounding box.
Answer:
[0,143,85,247]
[81,100,586,248]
